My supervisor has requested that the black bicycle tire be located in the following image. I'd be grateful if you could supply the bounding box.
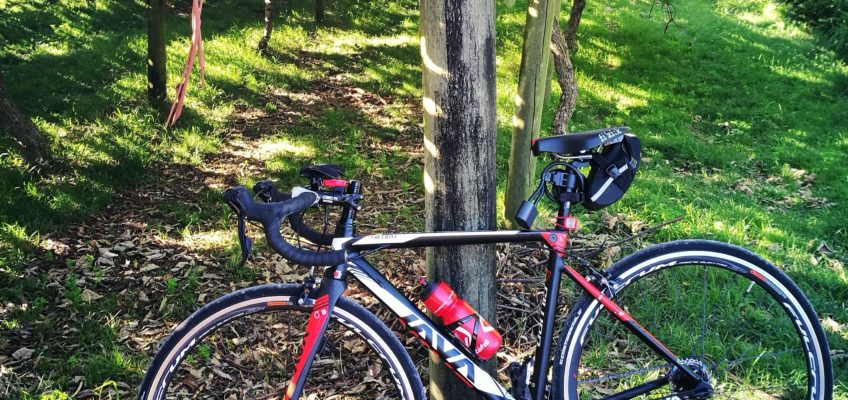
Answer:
[137,283,425,400]
[553,239,833,400]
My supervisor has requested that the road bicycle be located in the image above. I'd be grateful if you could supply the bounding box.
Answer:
[138,127,833,399]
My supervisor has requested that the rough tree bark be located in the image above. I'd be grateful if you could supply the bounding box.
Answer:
[147,0,168,109]
[550,0,585,134]
[564,0,585,51]
[258,0,274,53]
[419,0,498,398]
[0,72,51,165]
[504,0,562,227]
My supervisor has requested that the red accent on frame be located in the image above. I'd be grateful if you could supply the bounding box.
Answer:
[542,232,568,256]
[267,301,289,307]
[284,295,330,400]
[565,265,631,322]
[751,270,767,282]
[322,179,348,188]
[564,265,677,357]
[555,216,579,230]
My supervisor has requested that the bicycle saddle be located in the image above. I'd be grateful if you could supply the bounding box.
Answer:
[532,126,630,156]
[300,164,344,180]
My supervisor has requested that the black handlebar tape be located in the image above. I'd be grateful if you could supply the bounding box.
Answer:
[252,181,336,246]
[224,186,347,267]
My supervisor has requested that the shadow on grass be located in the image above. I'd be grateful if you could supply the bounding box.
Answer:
[0,0,419,250]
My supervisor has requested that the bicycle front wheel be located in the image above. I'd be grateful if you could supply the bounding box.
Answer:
[554,240,832,399]
[138,284,424,400]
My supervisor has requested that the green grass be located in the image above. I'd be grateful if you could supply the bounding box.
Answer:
[0,0,846,397]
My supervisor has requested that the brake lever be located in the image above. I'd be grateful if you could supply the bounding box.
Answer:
[236,210,253,268]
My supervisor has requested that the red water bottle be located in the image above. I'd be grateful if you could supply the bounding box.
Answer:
[420,280,502,360]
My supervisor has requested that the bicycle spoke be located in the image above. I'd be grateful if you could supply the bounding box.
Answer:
[699,265,707,358]
[719,348,802,369]
[560,242,828,400]
[712,372,807,399]
[577,363,672,385]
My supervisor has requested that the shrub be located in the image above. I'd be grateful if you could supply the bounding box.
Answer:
[780,0,848,57]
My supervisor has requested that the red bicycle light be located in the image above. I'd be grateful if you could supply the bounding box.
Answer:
[322,179,349,188]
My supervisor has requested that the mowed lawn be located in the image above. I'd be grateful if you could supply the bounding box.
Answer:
[0,0,846,397]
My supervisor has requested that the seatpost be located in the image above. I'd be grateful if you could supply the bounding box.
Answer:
[556,171,579,228]
[335,180,361,237]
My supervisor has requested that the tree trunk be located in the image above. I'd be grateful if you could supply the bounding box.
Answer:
[504,0,562,227]
[258,0,274,53]
[315,0,324,23]
[147,0,168,109]
[543,0,564,105]
[550,0,585,134]
[420,0,498,398]
[0,72,51,165]
[564,0,586,51]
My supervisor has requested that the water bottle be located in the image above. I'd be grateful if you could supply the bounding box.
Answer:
[420,279,503,360]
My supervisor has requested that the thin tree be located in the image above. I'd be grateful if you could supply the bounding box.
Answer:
[315,0,324,23]
[0,71,51,165]
[550,0,585,135]
[258,0,274,53]
[148,0,168,110]
[504,0,562,227]
[419,0,498,398]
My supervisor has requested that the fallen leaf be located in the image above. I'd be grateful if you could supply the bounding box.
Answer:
[12,347,34,360]
[140,263,159,273]
[96,257,114,267]
[80,289,103,302]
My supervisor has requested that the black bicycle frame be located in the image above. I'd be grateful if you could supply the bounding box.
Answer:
[283,216,702,400]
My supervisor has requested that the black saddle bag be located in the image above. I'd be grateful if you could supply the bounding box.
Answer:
[583,134,641,211]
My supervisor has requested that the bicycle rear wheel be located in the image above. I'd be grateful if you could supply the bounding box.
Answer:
[554,240,832,399]
[138,284,424,400]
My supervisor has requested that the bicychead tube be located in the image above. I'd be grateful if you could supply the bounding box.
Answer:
[420,280,503,360]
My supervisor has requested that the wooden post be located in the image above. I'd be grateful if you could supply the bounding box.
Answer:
[147,0,167,109]
[420,0,498,398]
[504,0,562,227]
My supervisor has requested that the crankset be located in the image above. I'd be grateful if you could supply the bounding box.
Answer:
[508,359,533,400]
[662,358,714,399]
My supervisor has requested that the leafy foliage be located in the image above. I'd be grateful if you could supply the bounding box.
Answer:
[780,0,848,57]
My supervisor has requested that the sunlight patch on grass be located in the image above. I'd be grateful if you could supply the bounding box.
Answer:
[580,77,649,113]
[173,229,234,251]
[170,129,222,165]
[256,138,318,159]
[319,32,416,55]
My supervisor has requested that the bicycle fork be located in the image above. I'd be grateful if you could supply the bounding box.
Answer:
[283,266,348,400]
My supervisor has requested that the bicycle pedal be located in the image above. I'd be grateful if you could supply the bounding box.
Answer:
[507,359,533,400]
